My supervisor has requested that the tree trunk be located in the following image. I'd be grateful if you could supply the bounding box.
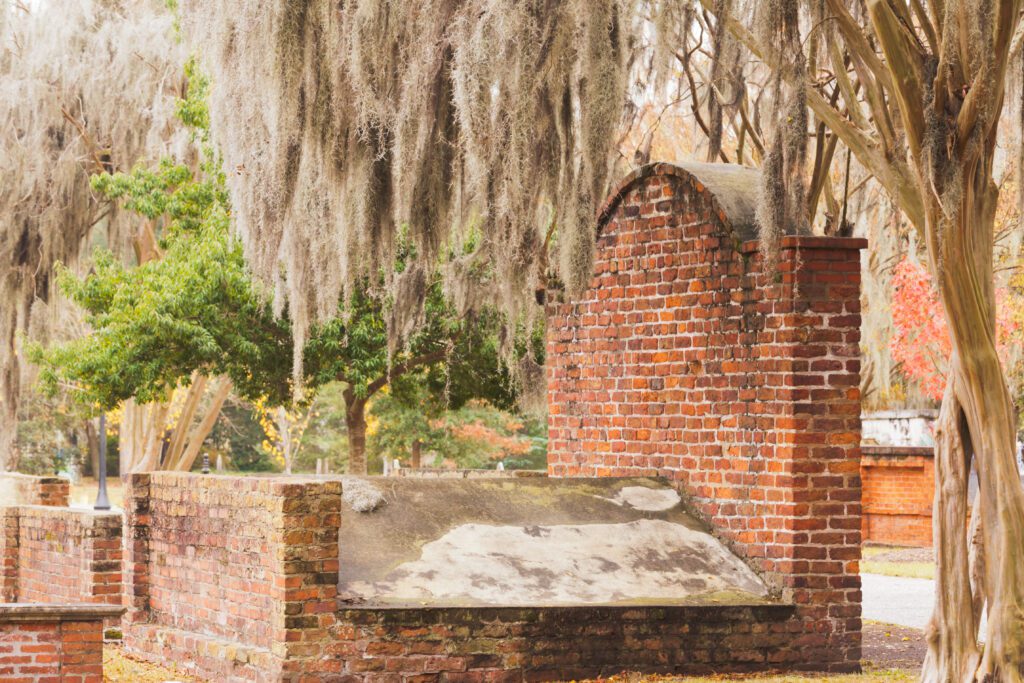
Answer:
[84,421,100,478]
[411,439,422,469]
[163,372,207,467]
[276,406,293,474]
[923,174,1024,681]
[923,376,981,683]
[166,376,232,472]
[344,392,368,475]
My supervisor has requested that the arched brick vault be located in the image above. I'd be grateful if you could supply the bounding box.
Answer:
[547,161,867,672]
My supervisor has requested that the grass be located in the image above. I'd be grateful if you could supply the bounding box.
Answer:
[104,643,199,682]
[70,477,125,509]
[103,640,919,683]
[860,561,934,580]
[861,546,935,580]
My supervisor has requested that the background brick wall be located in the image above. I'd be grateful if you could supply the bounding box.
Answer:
[861,445,934,547]
[546,163,865,672]
[0,506,121,610]
[123,473,341,683]
[0,473,69,507]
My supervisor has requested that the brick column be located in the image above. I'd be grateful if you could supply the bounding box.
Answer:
[272,479,342,680]
[0,604,124,683]
[0,507,18,602]
[757,236,864,670]
[122,474,152,625]
[36,476,71,506]
[82,512,123,606]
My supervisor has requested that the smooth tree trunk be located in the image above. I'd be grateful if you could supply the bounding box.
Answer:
[344,391,368,476]
[411,439,422,469]
[121,375,231,473]
[165,376,232,472]
[276,406,293,474]
[84,421,100,478]
[923,173,1024,682]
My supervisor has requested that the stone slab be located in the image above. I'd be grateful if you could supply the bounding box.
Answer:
[338,476,771,607]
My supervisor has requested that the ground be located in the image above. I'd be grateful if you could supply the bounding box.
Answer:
[104,643,198,682]
[70,477,125,508]
[862,545,934,580]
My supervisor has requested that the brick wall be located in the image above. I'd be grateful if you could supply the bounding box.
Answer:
[861,445,934,547]
[122,472,341,683]
[338,604,795,680]
[0,603,123,683]
[0,506,121,609]
[0,473,69,507]
[123,471,853,681]
[546,163,865,672]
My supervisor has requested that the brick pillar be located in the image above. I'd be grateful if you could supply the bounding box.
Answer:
[82,512,123,607]
[0,507,17,602]
[122,474,152,625]
[759,236,864,670]
[272,479,342,680]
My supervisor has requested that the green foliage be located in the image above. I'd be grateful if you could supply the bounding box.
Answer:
[205,400,277,472]
[33,203,292,409]
[30,61,535,474]
[368,390,543,471]
[290,382,352,472]
[15,394,87,476]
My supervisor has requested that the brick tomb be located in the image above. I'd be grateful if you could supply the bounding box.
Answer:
[118,161,866,681]
[547,162,865,672]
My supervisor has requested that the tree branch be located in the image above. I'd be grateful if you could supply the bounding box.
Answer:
[865,0,927,163]
[698,0,926,231]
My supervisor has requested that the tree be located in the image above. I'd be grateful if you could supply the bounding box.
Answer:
[672,1,1024,678]
[301,281,518,474]
[891,256,1020,404]
[0,0,185,471]
[369,393,534,471]
[31,63,287,473]
[33,63,522,476]
[252,397,314,475]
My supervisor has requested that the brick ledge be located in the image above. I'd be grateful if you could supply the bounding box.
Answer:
[0,602,125,623]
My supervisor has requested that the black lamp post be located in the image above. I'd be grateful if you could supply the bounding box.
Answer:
[94,413,110,510]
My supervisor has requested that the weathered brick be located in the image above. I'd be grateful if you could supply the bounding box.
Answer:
[545,163,864,673]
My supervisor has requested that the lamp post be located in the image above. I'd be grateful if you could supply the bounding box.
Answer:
[94,413,110,510]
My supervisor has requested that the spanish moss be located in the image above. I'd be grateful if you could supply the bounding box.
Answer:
[0,0,186,469]
[180,0,638,384]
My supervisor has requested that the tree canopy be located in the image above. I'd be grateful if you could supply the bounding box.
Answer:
[178,0,641,384]
[0,0,187,471]
[31,63,527,474]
